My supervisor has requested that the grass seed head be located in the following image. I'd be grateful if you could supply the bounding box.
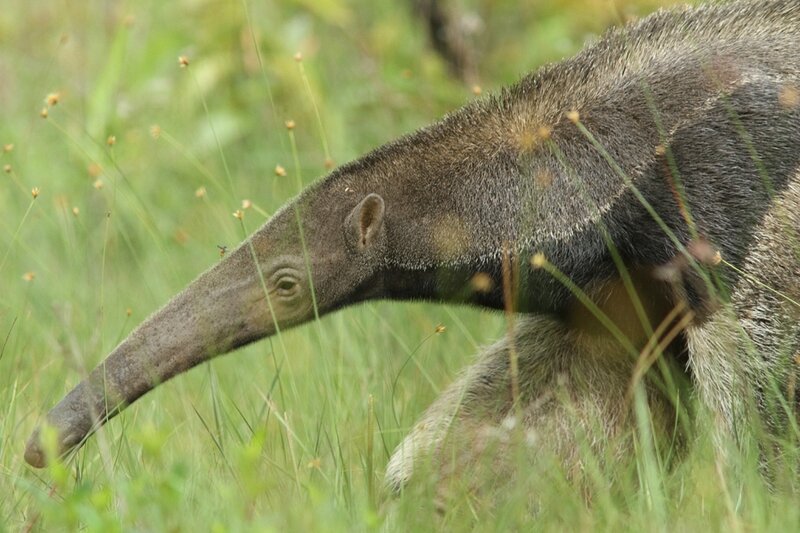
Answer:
[178,55,190,68]
[22,272,35,282]
[653,260,683,283]
[537,125,551,141]
[285,120,295,130]
[88,163,103,177]
[126,308,133,317]
[471,85,482,95]
[31,187,40,199]
[470,272,493,293]
[516,130,538,153]
[294,51,303,62]
[40,107,48,119]
[241,199,252,209]
[3,143,13,153]
[688,238,722,266]
[45,92,60,106]
[514,123,553,154]
[274,165,287,177]
[324,158,334,170]
[93,178,104,189]
[195,186,206,198]
[3,164,10,173]
[435,324,446,334]
[531,252,547,269]
[72,206,80,216]
[566,110,580,124]
[233,209,244,220]
[150,125,162,140]
[174,228,189,244]
[107,135,116,147]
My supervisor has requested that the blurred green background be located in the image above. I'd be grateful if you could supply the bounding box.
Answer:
[21,0,800,531]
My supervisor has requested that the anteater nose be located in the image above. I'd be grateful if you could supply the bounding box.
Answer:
[23,431,46,468]
[23,426,83,468]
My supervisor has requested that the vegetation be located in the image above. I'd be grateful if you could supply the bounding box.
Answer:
[2,0,799,530]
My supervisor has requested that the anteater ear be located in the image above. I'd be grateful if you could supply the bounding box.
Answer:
[346,193,385,251]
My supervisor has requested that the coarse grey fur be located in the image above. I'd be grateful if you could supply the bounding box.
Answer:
[25,0,800,496]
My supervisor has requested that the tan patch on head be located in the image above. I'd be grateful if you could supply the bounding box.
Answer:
[779,83,800,110]
[432,213,470,261]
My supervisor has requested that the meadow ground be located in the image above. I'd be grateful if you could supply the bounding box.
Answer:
[2,0,800,530]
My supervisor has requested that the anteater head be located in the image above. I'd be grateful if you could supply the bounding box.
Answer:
[23,179,389,468]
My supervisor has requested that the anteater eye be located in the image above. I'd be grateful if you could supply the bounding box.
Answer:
[276,278,298,295]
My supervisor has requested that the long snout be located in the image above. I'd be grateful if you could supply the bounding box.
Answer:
[24,245,275,468]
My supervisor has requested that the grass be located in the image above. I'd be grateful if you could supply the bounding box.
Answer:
[2,0,800,530]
